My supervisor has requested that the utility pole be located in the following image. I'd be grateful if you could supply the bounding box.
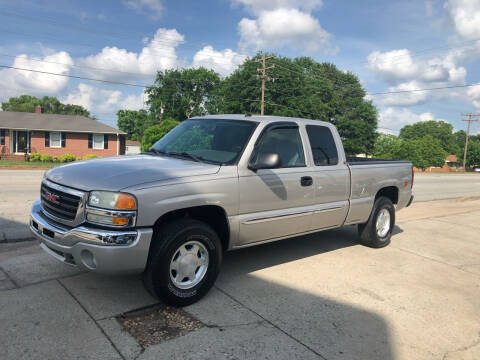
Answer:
[255,54,275,115]
[462,113,480,168]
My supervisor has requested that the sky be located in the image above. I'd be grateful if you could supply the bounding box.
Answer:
[0,0,479,135]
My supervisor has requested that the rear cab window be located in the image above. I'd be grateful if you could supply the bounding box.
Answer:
[306,125,339,166]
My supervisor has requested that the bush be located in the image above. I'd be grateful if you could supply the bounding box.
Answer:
[57,153,76,163]
[141,118,180,152]
[29,153,42,162]
[39,154,53,162]
[81,154,98,160]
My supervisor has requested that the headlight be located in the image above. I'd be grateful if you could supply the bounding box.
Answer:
[87,191,137,227]
[89,191,136,210]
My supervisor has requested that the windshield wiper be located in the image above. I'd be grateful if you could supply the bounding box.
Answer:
[168,151,203,163]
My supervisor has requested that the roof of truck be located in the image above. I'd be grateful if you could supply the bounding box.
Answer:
[189,114,334,127]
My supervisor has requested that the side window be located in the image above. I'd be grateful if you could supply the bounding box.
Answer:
[306,125,339,166]
[257,127,305,167]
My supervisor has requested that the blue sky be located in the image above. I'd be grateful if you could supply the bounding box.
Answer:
[0,0,479,135]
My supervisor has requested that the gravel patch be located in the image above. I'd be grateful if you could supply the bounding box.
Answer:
[116,304,204,348]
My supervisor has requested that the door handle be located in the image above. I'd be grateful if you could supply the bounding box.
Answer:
[300,176,313,187]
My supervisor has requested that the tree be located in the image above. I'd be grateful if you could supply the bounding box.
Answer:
[399,120,458,155]
[2,95,90,116]
[218,55,377,155]
[372,133,447,170]
[466,140,480,167]
[141,118,180,152]
[146,68,221,122]
[117,109,155,141]
[372,133,403,159]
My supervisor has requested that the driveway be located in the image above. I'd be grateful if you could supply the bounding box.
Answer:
[1,193,479,359]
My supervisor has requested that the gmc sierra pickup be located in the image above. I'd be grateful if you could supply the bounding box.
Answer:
[30,115,414,306]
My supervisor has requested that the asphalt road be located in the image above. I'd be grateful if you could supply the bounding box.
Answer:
[413,172,480,202]
[0,169,479,241]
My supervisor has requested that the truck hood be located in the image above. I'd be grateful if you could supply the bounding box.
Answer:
[45,155,220,191]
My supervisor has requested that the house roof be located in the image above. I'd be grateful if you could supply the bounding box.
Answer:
[0,111,126,135]
[126,140,141,146]
[446,154,457,162]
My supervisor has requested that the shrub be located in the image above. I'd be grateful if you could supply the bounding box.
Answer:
[39,154,53,162]
[81,154,98,160]
[53,157,60,163]
[141,118,180,152]
[29,153,42,162]
[57,153,76,163]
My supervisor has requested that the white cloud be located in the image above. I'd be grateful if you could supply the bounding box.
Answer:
[192,46,247,77]
[63,83,144,114]
[238,8,332,53]
[0,51,73,100]
[467,86,480,110]
[124,0,163,19]
[367,49,419,84]
[233,0,322,13]
[378,107,447,132]
[367,47,470,107]
[77,28,184,82]
[445,0,480,39]
[367,48,467,86]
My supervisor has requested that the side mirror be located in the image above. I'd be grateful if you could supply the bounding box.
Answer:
[248,152,281,171]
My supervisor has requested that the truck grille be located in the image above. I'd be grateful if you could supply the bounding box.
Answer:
[41,182,82,221]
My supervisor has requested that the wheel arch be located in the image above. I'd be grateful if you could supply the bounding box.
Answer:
[152,205,230,252]
[375,186,399,204]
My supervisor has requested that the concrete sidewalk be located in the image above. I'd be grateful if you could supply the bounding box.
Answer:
[1,198,479,360]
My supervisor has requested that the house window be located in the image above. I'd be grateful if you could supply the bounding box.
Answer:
[0,129,5,146]
[93,134,104,149]
[50,132,62,148]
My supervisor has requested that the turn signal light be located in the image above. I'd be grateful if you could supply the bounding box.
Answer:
[115,194,136,210]
[113,217,129,226]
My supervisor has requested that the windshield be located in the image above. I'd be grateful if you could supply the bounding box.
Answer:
[149,119,258,165]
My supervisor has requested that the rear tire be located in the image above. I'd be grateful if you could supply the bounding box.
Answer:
[143,219,222,307]
[358,196,395,248]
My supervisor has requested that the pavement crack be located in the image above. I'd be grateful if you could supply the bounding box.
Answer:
[0,265,19,288]
[57,279,127,360]
[214,285,328,360]
[442,331,480,360]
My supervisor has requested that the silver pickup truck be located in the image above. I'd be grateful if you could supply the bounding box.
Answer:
[30,115,413,306]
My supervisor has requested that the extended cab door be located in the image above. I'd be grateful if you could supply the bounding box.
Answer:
[304,124,350,230]
[237,122,316,246]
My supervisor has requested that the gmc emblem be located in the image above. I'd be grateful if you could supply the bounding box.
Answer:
[45,191,60,205]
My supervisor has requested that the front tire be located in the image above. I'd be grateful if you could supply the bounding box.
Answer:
[143,219,222,307]
[358,196,395,248]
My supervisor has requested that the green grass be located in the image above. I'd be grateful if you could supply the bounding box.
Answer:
[0,160,59,168]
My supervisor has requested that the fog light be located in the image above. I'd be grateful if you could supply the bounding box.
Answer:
[114,234,136,245]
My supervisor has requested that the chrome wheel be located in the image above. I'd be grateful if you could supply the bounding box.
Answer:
[169,240,209,289]
[376,208,391,238]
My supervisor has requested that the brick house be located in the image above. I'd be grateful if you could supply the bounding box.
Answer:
[0,107,126,159]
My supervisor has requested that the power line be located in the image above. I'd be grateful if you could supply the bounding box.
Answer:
[0,65,148,88]
[3,63,480,99]
[369,82,480,95]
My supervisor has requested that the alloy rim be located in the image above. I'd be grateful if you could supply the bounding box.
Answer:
[169,240,209,289]
[376,208,391,238]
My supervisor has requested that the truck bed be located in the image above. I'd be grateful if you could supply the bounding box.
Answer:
[347,157,411,165]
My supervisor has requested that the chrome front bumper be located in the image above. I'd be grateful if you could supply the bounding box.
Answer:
[30,200,153,274]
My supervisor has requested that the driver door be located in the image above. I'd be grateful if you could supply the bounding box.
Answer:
[237,122,315,246]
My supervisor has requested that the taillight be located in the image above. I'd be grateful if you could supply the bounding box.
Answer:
[411,166,414,189]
